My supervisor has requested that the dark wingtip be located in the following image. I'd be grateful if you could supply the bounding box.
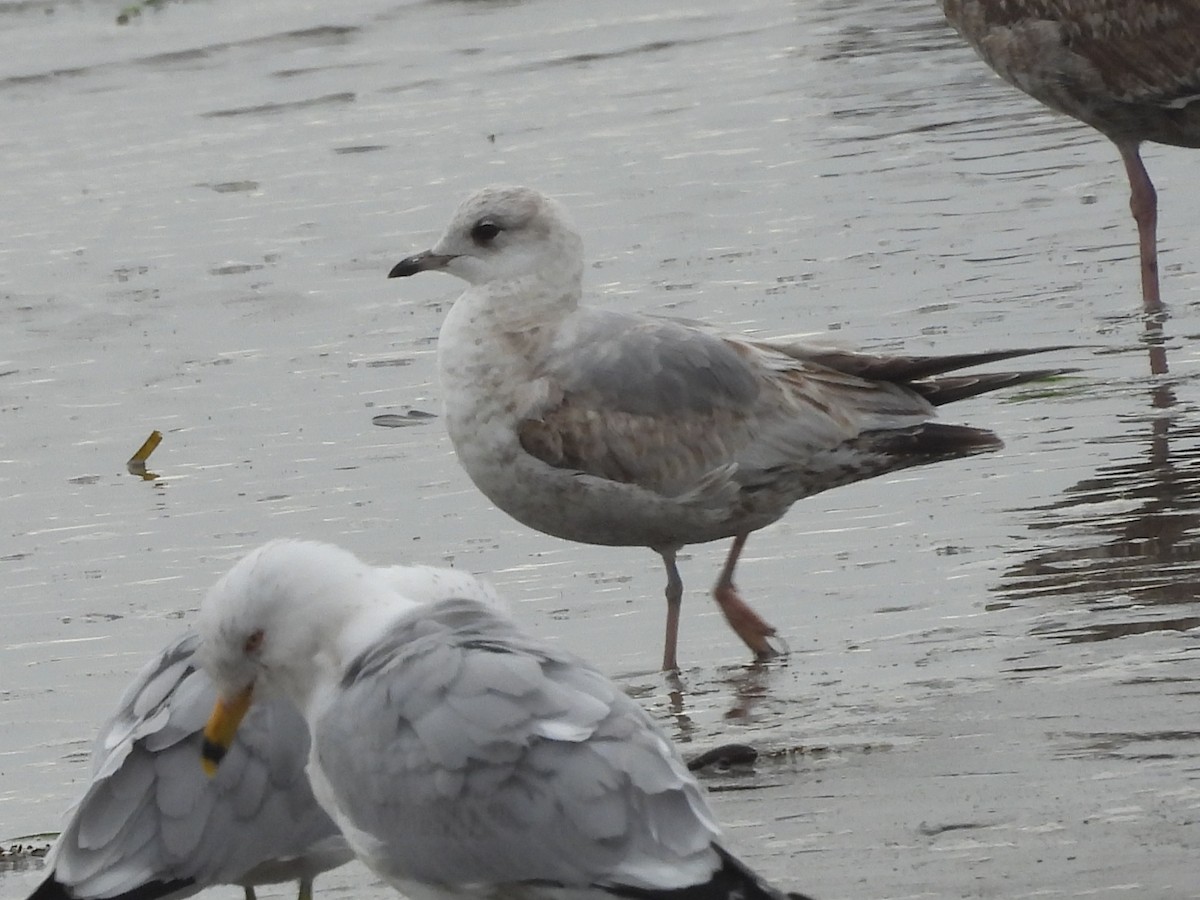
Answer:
[917,367,1078,407]
[26,876,71,900]
[791,345,1080,385]
[604,845,817,900]
[862,423,1004,461]
[27,875,195,900]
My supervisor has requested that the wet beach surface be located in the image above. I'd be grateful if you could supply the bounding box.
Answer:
[2,0,1199,897]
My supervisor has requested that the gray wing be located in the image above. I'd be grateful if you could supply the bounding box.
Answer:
[546,310,762,418]
[44,632,349,899]
[318,599,722,892]
[518,308,934,497]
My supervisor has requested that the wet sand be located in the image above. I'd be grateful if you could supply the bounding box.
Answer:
[2,0,1198,897]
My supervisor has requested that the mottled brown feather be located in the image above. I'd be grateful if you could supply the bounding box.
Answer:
[942,0,1200,146]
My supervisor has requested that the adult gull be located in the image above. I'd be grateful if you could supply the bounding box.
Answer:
[387,184,1069,670]
[28,560,503,900]
[197,539,818,900]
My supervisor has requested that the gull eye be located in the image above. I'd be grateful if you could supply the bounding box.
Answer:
[243,629,264,655]
[470,219,502,245]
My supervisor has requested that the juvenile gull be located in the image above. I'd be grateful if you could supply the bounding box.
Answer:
[196,539,818,900]
[939,0,1200,309]
[387,184,1069,670]
[29,560,504,900]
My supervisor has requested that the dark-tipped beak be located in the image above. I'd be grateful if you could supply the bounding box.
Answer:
[388,251,456,279]
[201,685,254,776]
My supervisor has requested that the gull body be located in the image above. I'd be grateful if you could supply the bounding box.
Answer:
[196,539,817,900]
[26,632,347,900]
[388,185,1067,669]
[940,0,1200,309]
[29,560,502,900]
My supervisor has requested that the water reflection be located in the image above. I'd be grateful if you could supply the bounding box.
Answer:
[811,0,957,62]
[620,659,792,744]
[717,662,779,721]
[997,329,1200,642]
[1054,726,1200,766]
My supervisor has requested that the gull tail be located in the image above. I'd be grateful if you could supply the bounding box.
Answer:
[791,420,1013,497]
[855,422,1004,461]
[607,845,816,900]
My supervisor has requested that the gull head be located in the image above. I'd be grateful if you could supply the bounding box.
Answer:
[388,185,584,290]
[196,539,381,773]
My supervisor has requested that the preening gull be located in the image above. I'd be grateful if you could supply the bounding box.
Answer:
[196,539,818,900]
[28,559,504,900]
[26,633,346,900]
[387,184,1070,670]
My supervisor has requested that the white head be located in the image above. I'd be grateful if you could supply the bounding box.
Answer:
[387,185,584,292]
[196,540,392,703]
[196,540,404,774]
[196,540,510,775]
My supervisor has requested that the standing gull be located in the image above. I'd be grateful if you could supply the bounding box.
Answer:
[387,184,1068,670]
[939,0,1200,309]
[28,561,504,900]
[196,539,818,900]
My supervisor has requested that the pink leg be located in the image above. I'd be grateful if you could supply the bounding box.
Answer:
[1117,140,1161,311]
[712,534,782,660]
[659,549,683,671]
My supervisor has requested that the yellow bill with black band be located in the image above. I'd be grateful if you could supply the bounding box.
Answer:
[200,686,254,776]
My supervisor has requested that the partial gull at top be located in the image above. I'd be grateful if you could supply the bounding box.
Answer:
[387,184,1071,670]
[197,539,818,900]
[28,560,504,900]
[939,0,1200,309]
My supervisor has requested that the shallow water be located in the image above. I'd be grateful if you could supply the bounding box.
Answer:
[2,0,1199,897]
